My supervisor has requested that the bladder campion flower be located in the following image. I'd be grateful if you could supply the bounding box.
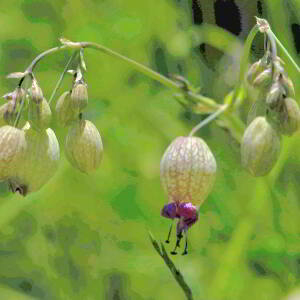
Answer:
[160,136,217,255]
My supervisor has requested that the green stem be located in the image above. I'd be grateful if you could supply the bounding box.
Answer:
[268,29,300,73]
[14,77,31,128]
[19,40,219,111]
[149,231,194,300]
[26,45,68,73]
[48,51,78,105]
[189,104,228,137]
[232,24,260,106]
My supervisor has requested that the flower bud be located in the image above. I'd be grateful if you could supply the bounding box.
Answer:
[0,125,26,180]
[55,91,78,127]
[0,101,16,126]
[30,79,43,104]
[247,60,264,85]
[266,82,284,109]
[65,120,103,173]
[279,98,300,136]
[241,116,281,176]
[160,136,217,205]
[71,83,88,114]
[9,124,60,196]
[28,97,52,131]
[252,68,272,89]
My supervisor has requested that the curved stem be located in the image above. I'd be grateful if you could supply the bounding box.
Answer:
[268,28,300,73]
[232,24,259,107]
[189,104,228,137]
[26,45,68,73]
[266,29,277,62]
[17,40,219,111]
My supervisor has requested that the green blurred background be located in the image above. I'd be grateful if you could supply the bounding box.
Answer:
[0,0,300,299]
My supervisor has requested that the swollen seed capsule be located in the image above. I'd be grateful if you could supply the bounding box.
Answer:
[28,97,52,131]
[55,91,78,127]
[0,125,26,180]
[279,98,300,136]
[65,120,103,173]
[71,83,88,114]
[9,123,60,196]
[241,116,280,176]
[160,136,217,206]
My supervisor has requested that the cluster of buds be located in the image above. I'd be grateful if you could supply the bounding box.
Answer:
[160,136,217,255]
[56,65,103,173]
[242,51,299,176]
[0,51,103,196]
[0,78,59,196]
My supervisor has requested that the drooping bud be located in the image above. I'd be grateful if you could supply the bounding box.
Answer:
[0,125,26,180]
[28,97,52,131]
[278,98,300,136]
[30,79,43,104]
[160,136,217,205]
[55,91,78,127]
[65,120,103,173]
[3,87,25,104]
[0,101,16,126]
[70,82,88,114]
[266,81,284,109]
[241,116,281,176]
[9,123,60,196]
[252,68,272,89]
[247,59,264,85]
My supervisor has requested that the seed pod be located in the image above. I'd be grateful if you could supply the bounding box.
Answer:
[65,120,103,173]
[266,81,284,109]
[28,97,52,131]
[55,91,78,127]
[247,60,264,85]
[279,98,300,136]
[160,136,217,205]
[0,125,26,180]
[70,83,88,114]
[241,116,281,176]
[252,68,272,89]
[30,79,43,104]
[9,124,60,196]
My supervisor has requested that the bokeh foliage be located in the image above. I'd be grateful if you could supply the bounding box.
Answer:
[0,0,300,299]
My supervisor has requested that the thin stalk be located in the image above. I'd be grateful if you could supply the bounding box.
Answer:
[14,77,31,128]
[268,29,300,73]
[149,231,194,300]
[26,45,67,73]
[189,104,228,137]
[48,51,78,105]
[232,24,259,106]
